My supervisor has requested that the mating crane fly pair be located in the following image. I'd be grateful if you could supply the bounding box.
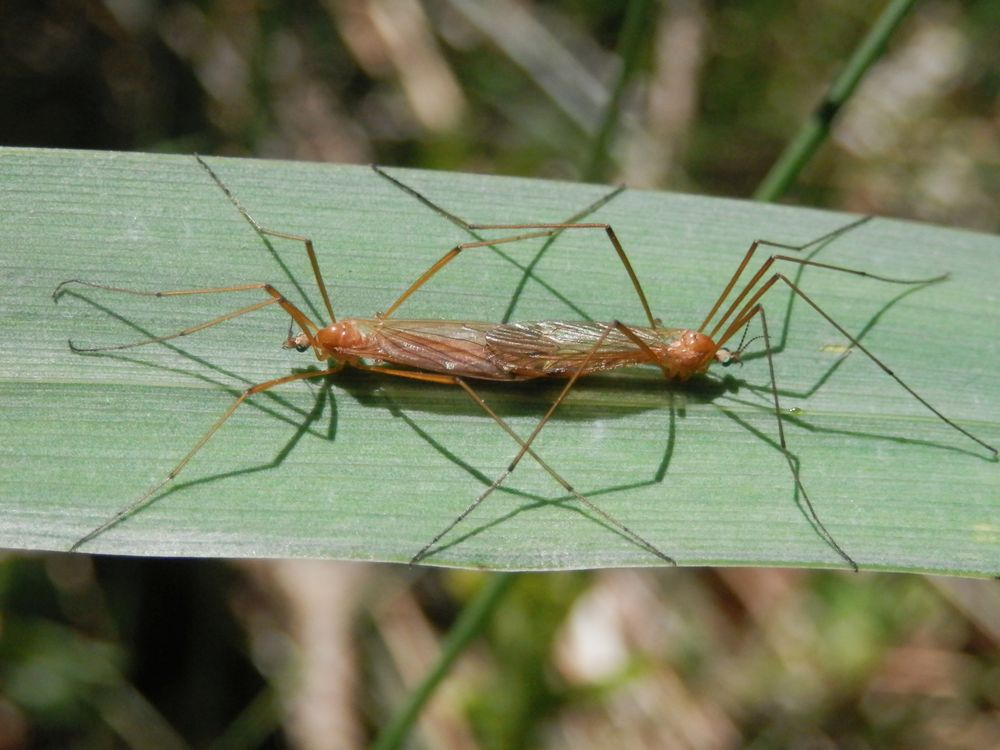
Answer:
[54,157,997,570]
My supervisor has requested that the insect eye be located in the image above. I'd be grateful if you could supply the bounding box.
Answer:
[295,343,309,353]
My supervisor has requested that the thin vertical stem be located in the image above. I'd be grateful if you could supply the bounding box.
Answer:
[753,0,918,201]
[583,0,656,182]
[370,573,518,750]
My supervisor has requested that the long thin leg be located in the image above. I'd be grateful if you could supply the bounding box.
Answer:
[469,222,656,328]
[722,274,997,457]
[352,363,675,565]
[371,165,657,326]
[707,250,946,342]
[196,155,339,324]
[743,304,858,570]
[380,223,658,326]
[699,216,874,332]
[53,279,326,358]
[383,229,564,318]
[70,364,346,551]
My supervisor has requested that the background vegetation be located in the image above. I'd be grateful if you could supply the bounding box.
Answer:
[1,0,997,747]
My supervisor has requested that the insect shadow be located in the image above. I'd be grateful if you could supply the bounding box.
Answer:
[372,374,733,564]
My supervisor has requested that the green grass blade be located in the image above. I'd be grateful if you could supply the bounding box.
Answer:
[370,573,516,750]
[582,0,655,182]
[753,0,918,201]
[2,147,997,575]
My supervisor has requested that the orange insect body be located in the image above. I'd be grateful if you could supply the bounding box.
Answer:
[303,318,725,382]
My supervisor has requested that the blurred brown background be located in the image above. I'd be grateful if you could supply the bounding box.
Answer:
[1,1,998,748]
[4,0,998,226]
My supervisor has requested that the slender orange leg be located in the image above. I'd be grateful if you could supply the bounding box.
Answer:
[53,279,327,359]
[371,166,658,326]
[350,363,675,565]
[456,320,675,515]
[200,159,569,324]
[382,222,658,327]
[701,245,995,568]
[468,223,656,327]
[196,155,339,324]
[200,158,648,333]
[382,229,565,318]
[707,252,945,342]
[699,216,874,333]
[70,363,346,551]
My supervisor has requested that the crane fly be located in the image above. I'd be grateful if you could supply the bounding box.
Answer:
[54,157,997,570]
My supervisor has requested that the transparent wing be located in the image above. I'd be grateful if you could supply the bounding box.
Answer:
[370,319,517,379]
[484,321,682,375]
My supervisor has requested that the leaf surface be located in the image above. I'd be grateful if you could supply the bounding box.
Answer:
[2,148,996,575]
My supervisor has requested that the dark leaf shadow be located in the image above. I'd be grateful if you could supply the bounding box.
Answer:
[385,375,741,565]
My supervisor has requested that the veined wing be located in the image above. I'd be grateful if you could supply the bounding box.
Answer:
[484,321,683,376]
[368,319,523,380]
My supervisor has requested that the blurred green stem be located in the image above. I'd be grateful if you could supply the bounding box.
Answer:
[753,0,917,201]
[370,573,517,750]
[584,0,655,182]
